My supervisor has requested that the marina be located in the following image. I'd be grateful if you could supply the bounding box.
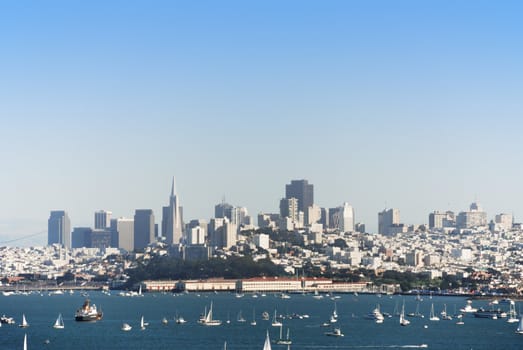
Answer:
[0,291,522,349]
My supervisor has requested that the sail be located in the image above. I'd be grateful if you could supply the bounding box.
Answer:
[23,334,27,350]
[54,313,64,328]
[517,317,523,333]
[206,302,213,323]
[263,331,272,350]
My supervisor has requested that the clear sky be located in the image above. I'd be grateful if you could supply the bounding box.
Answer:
[1,1,523,246]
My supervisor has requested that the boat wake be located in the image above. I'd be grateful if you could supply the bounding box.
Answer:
[302,345,428,349]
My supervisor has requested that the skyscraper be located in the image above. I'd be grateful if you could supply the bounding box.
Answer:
[134,209,155,250]
[285,179,314,213]
[48,210,71,248]
[161,177,183,245]
[94,210,112,229]
[378,208,400,235]
[110,217,134,251]
[340,202,355,232]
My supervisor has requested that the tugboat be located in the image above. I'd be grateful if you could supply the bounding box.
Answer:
[75,299,103,322]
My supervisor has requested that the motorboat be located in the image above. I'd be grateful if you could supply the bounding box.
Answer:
[460,300,477,313]
[325,327,344,337]
[75,299,102,322]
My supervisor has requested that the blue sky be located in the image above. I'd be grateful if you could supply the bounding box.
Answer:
[1,1,523,245]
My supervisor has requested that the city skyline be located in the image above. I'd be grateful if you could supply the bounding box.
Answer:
[2,1,523,245]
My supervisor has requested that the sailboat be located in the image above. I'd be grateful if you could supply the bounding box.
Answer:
[140,315,146,330]
[250,308,257,326]
[198,302,222,326]
[507,302,519,323]
[516,316,523,334]
[330,302,338,323]
[19,314,29,328]
[237,310,246,323]
[400,301,410,326]
[224,341,227,350]
[276,325,292,345]
[441,304,452,320]
[53,313,64,329]
[121,322,132,331]
[23,334,27,350]
[263,330,272,350]
[429,303,440,321]
[271,310,282,327]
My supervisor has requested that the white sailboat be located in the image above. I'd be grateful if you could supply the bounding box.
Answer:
[330,302,338,323]
[237,310,246,323]
[140,315,146,330]
[121,323,132,331]
[23,334,27,350]
[199,302,222,326]
[19,314,29,328]
[250,308,257,326]
[429,303,440,321]
[263,330,272,350]
[516,316,523,334]
[276,325,292,345]
[53,313,64,329]
[400,301,410,326]
[507,302,519,323]
[271,310,282,327]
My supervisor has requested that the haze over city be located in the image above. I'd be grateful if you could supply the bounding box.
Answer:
[1,1,523,246]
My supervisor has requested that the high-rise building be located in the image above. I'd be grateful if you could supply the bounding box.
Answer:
[134,209,155,250]
[71,227,91,248]
[340,202,355,232]
[428,211,455,229]
[456,202,487,229]
[378,208,400,235]
[285,179,314,215]
[94,210,112,229]
[110,217,134,251]
[215,201,233,220]
[48,210,71,248]
[280,197,299,221]
[161,177,183,245]
[495,213,513,231]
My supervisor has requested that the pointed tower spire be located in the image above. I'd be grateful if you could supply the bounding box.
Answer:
[171,176,176,197]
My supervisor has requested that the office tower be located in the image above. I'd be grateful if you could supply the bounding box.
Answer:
[456,202,487,229]
[72,227,91,248]
[186,219,208,245]
[340,202,355,232]
[429,211,455,229]
[285,179,314,213]
[495,213,513,231]
[378,208,400,235]
[94,210,112,229]
[134,209,155,250]
[161,177,183,245]
[307,204,322,226]
[215,201,233,220]
[230,206,249,228]
[110,217,134,251]
[48,210,71,248]
[280,197,299,221]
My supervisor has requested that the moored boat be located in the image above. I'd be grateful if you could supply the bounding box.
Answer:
[75,299,103,322]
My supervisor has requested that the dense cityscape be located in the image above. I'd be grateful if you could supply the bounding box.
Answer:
[1,177,521,296]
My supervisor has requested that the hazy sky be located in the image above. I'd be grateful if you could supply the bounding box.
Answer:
[1,1,523,246]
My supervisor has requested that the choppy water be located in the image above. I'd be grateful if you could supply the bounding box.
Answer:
[0,291,521,349]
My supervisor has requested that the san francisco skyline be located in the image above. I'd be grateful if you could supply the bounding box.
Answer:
[1,1,523,245]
